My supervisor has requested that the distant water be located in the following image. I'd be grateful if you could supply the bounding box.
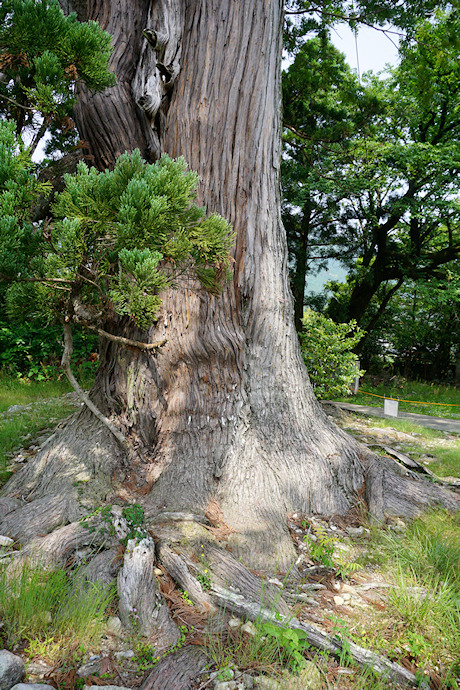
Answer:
[305,260,347,295]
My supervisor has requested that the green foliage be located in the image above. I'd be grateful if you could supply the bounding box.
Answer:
[3,148,234,332]
[259,622,310,673]
[299,309,364,399]
[122,503,147,542]
[0,0,114,154]
[0,563,114,658]
[0,318,98,379]
[283,10,460,347]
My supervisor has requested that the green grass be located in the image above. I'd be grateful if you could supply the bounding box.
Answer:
[340,415,460,478]
[352,512,460,688]
[0,372,89,412]
[0,563,115,663]
[337,379,460,420]
[0,397,79,487]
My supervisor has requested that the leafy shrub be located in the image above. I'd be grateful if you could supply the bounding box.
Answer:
[0,319,98,380]
[299,309,364,399]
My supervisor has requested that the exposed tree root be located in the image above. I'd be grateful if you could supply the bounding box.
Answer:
[139,646,209,690]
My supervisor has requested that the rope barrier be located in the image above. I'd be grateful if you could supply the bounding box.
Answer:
[357,389,460,407]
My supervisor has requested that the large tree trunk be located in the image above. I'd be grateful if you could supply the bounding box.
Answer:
[2,0,457,573]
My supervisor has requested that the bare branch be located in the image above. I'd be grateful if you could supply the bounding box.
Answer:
[61,320,131,452]
[89,325,167,351]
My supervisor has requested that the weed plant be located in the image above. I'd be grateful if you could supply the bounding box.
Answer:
[0,563,115,663]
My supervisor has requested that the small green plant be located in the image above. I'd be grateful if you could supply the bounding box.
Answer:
[331,616,354,667]
[132,624,189,672]
[181,590,194,606]
[303,525,336,569]
[196,570,211,591]
[259,621,310,672]
[122,503,147,541]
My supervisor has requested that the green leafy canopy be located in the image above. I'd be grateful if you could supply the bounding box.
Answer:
[2,143,234,330]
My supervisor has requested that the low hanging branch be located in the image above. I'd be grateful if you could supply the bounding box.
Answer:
[61,320,131,453]
[88,325,167,351]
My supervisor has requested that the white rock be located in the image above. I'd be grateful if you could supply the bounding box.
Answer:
[228,617,242,629]
[268,578,284,589]
[346,526,364,537]
[115,650,135,660]
[241,621,258,636]
[0,536,13,547]
[214,682,237,690]
[107,616,122,635]
[333,595,344,606]
[296,661,323,689]
[11,685,55,690]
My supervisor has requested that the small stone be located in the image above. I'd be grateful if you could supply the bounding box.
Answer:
[241,674,254,689]
[340,584,356,594]
[333,595,344,606]
[214,682,237,690]
[301,583,326,591]
[107,616,122,635]
[392,518,407,533]
[228,617,242,629]
[342,593,351,602]
[0,650,25,690]
[0,536,14,547]
[77,659,102,677]
[154,568,163,576]
[252,677,281,689]
[268,578,283,589]
[115,650,135,660]
[241,621,258,636]
[346,526,364,537]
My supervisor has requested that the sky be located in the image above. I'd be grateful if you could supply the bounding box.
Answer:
[306,23,400,294]
[331,22,400,77]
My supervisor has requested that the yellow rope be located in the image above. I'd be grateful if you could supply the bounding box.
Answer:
[357,389,460,407]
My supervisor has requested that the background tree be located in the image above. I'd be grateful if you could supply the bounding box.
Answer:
[358,262,460,379]
[326,11,460,338]
[282,36,381,330]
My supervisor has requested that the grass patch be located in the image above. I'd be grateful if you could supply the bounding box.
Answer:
[0,371,95,487]
[0,563,115,664]
[337,379,460,420]
[352,512,460,687]
[0,394,80,487]
[0,370,95,412]
[339,414,460,479]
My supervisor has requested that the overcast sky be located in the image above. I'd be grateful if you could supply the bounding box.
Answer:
[331,22,400,76]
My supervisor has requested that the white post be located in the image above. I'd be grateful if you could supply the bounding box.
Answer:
[383,397,399,417]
